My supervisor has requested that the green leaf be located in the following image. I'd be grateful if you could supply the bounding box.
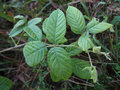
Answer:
[42,18,48,34]
[0,76,14,90]
[9,25,25,37]
[46,9,66,44]
[66,42,82,56]
[9,19,26,37]
[42,18,67,43]
[87,18,99,30]
[66,6,85,34]
[50,69,61,82]
[78,33,94,52]
[47,47,73,82]
[28,18,42,25]
[28,37,35,42]
[23,41,47,67]
[91,66,98,83]
[60,37,68,43]
[24,25,42,41]
[88,22,113,34]
[14,19,26,28]
[72,58,91,79]
[14,15,24,20]
[93,46,101,54]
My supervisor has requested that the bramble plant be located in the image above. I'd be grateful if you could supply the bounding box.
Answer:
[9,6,113,83]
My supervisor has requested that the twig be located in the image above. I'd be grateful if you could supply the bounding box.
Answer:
[11,37,17,46]
[110,80,120,83]
[68,79,94,87]
[72,76,88,83]
[0,43,26,53]
[68,0,80,5]
[16,31,25,45]
[0,53,17,60]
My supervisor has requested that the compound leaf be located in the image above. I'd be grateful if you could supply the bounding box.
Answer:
[23,41,47,67]
[46,9,66,44]
[72,58,91,79]
[88,22,113,34]
[66,6,85,34]
[0,76,14,90]
[47,47,73,82]
[24,25,42,41]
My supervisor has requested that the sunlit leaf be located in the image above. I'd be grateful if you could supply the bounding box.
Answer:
[24,25,42,41]
[14,19,26,28]
[46,9,66,44]
[66,6,85,34]
[9,25,25,37]
[78,33,94,52]
[28,18,42,25]
[14,15,24,20]
[88,22,113,34]
[87,17,99,30]
[9,19,26,37]
[47,47,73,82]
[23,41,47,67]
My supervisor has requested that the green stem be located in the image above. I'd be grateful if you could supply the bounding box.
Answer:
[16,31,24,45]
[46,43,82,49]
[11,37,17,46]
[87,52,93,67]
